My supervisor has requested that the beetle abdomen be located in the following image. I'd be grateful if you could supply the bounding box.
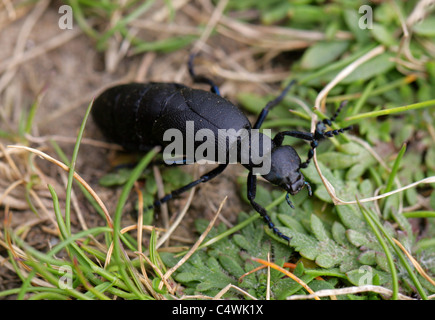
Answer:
[92,82,186,151]
[92,82,252,156]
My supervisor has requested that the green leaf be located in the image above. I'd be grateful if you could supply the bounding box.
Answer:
[341,53,395,84]
[382,193,401,220]
[303,162,343,203]
[311,214,330,242]
[346,164,367,180]
[413,17,435,36]
[99,168,135,186]
[316,254,337,269]
[426,145,435,170]
[232,234,252,251]
[301,41,349,70]
[218,254,245,278]
[317,142,376,182]
[331,222,349,246]
[274,274,317,300]
[358,250,377,265]
[391,211,412,237]
[375,253,390,272]
[370,23,396,47]
[345,266,391,287]
[343,9,370,43]
[278,215,308,234]
[285,229,319,260]
[132,35,196,54]
[336,205,365,231]
[162,168,192,191]
[287,4,331,24]
[346,229,371,248]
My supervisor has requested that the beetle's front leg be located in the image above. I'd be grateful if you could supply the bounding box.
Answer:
[313,100,352,139]
[252,80,296,130]
[247,171,291,244]
[272,130,313,147]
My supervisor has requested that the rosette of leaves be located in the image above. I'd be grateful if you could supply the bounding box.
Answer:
[160,143,434,299]
[160,213,293,299]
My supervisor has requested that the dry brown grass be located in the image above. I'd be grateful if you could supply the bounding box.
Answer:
[1,0,434,300]
[0,0,318,296]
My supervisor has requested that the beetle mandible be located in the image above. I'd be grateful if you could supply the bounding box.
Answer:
[92,54,351,243]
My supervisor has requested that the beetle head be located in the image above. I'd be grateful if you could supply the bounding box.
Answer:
[262,146,305,195]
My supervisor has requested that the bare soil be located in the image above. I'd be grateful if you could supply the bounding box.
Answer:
[0,1,285,294]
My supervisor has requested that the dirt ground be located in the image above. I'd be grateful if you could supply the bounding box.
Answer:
[0,1,297,293]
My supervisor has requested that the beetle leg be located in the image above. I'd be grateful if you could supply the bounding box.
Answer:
[272,130,313,147]
[247,171,292,244]
[273,100,351,147]
[329,100,348,123]
[300,102,352,168]
[285,185,311,209]
[285,193,295,209]
[162,156,194,166]
[148,163,228,209]
[305,181,313,196]
[253,80,296,129]
[314,100,352,138]
[188,53,221,95]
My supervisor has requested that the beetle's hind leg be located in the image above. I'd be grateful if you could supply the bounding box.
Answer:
[148,163,228,210]
[161,156,195,166]
[188,53,220,95]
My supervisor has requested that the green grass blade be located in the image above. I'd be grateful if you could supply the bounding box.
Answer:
[0,287,70,300]
[47,184,69,239]
[47,184,103,271]
[402,211,435,218]
[73,258,111,300]
[345,99,435,123]
[96,0,156,50]
[25,259,92,300]
[326,75,417,103]
[112,148,160,299]
[358,202,428,300]
[65,99,94,233]
[352,78,376,116]
[28,292,71,300]
[47,226,112,257]
[67,0,99,39]
[149,228,159,267]
[383,143,407,194]
[17,269,37,300]
[50,140,109,225]
[24,90,45,136]
[357,202,399,299]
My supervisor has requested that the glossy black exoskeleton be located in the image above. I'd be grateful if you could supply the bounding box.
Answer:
[92,55,351,243]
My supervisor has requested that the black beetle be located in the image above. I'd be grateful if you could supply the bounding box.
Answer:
[92,55,351,243]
